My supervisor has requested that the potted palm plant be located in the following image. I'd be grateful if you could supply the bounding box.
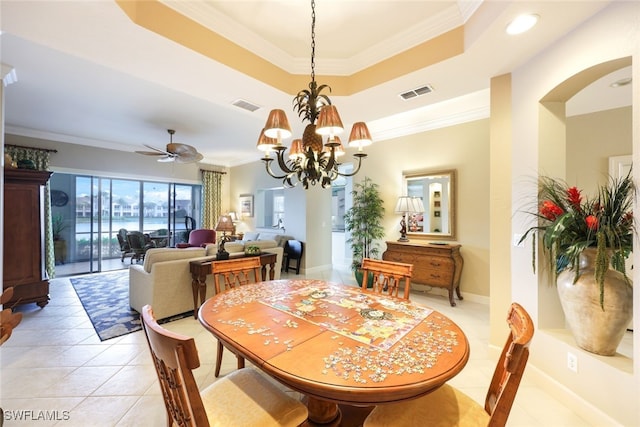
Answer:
[344,177,385,285]
[52,214,68,264]
[519,170,635,355]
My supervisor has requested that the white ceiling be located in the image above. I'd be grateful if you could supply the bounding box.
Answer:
[0,1,630,167]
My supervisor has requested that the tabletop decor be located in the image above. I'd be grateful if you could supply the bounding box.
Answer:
[519,170,634,355]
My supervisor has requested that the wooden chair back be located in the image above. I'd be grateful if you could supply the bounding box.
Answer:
[141,305,210,427]
[361,258,414,300]
[212,257,262,294]
[485,302,535,426]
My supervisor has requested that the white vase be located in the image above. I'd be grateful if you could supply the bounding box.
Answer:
[556,248,633,356]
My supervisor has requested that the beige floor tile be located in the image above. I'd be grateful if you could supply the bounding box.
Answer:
[58,396,139,427]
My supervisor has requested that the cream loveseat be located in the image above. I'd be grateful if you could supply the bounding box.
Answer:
[129,240,284,320]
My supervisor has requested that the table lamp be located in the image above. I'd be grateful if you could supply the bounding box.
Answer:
[395,196,417,242]
[215,214,235,260]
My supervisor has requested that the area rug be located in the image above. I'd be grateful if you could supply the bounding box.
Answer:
[70,270,192,341]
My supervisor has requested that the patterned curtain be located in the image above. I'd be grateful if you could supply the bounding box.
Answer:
[201,170,224,229]
[5,145,56,278]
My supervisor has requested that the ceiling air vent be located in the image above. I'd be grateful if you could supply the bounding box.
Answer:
[232,99,261,112]
[399,84,434,101]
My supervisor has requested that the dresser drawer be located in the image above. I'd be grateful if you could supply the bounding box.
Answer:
[383,241,463,306]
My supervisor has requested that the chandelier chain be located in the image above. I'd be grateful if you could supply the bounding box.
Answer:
[310,0,316,82]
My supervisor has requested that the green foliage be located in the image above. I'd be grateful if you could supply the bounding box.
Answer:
[52,214,68,241]
[344,177,386,271]
[519,169,635,309]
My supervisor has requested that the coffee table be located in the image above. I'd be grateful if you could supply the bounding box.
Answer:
[189,252,277,318]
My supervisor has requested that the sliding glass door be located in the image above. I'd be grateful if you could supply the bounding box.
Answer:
[51,172,201,276]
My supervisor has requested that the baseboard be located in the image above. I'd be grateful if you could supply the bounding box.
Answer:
[410,283,490,305]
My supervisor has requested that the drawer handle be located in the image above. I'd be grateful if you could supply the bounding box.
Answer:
[429,262,441,267]
[430,274,441,278]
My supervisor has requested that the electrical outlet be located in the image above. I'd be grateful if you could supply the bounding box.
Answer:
[567,352,578,372]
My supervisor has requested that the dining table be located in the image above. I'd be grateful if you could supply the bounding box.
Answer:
[198,279,469,427]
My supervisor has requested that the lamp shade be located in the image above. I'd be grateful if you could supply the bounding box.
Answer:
[348,122,373,149]
[315,105,344,136]
[256,128,277,152]
[264,109,292,139]
[289,139,304,160]
[324,136,345,157]
[395,196,416,214]
[215,215,235,233]
[411,197,425,213]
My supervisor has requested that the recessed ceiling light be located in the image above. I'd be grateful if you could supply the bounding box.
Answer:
[610,77,632,88]
[506,14,539,35]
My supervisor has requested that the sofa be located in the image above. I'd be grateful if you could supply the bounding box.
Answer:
[129,239,284,320]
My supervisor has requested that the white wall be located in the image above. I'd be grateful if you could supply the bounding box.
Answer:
[230,118,491,296]
[509,2,639,424]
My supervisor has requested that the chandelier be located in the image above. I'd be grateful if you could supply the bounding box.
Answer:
[257,0,373,189]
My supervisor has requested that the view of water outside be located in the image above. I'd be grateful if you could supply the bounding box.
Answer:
[52,173,201,271]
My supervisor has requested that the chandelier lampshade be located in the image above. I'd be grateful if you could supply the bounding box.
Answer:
[348,122,373,149]
[257,0,372,189]
[264,109,292,140]
[316,105,344,136]
[256,129,277,152]
[289,139,304,160]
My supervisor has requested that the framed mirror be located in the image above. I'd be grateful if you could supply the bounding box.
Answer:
[403,169,456,240]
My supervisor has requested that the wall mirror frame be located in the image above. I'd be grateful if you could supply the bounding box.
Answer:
[403,168,456,241]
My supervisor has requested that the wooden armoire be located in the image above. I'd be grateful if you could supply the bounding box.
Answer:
[3,167,53,308]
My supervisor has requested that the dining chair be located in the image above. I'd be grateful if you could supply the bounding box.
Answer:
[360,258,414,300]
[211,257,262,377]
[141,305,308,427]
[363,302,535,427]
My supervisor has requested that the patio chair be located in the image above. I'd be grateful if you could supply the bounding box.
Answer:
[364,302,535,427]
[127,231,155,263]
[117,228,134,262]
[140,305,308,427]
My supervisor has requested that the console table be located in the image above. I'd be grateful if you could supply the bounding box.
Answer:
[383,241,463,306]
[189,252,277,318]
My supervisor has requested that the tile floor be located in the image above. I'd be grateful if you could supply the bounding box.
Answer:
[1,266,596,426]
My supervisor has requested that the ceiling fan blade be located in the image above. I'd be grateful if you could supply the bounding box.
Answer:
[144,144,171,155]
[174,152,204,164]
[167,143,198,155]
[135,150,166,156]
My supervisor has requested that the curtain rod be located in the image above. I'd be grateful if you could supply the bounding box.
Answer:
[200,169,226,174]
[6,144,58,153]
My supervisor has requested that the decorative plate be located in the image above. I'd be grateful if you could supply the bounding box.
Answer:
[51,190,69,207]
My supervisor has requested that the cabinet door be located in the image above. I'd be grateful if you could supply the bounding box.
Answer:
[4,183,44,285]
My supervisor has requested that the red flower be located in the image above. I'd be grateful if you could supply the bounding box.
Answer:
[539,200,564,221]
[567,187,582,208]
[585,215,599,230]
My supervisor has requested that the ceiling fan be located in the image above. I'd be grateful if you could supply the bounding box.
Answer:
[136,129,204,163]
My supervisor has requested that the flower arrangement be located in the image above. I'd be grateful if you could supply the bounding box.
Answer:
[519,170,635,308]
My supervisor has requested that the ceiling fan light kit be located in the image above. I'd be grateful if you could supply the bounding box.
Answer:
[258,0,372,189]
[136,129,203,164]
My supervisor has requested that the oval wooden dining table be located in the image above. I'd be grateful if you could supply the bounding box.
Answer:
[198,279,469,427]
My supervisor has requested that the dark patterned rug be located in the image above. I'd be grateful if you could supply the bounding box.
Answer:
[70,270,192,341]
